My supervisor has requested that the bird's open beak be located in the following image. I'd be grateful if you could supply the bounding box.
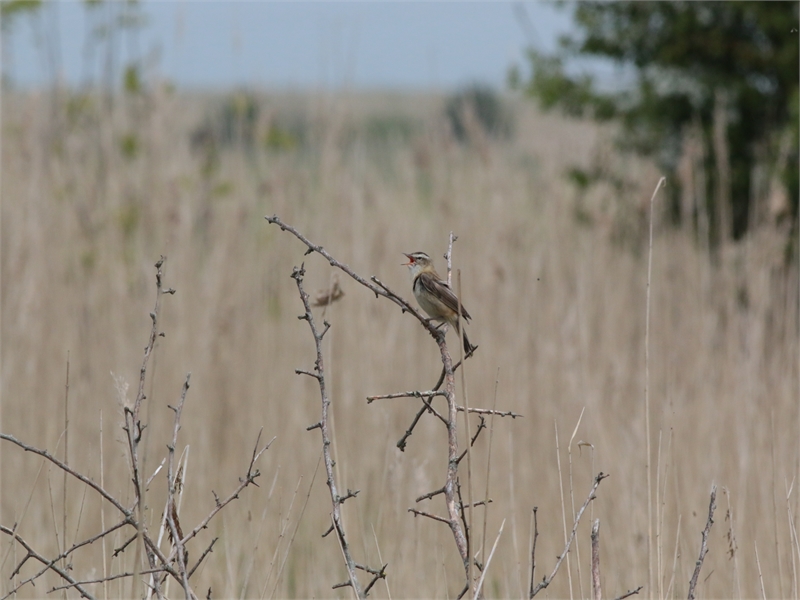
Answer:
[402,253,413,266]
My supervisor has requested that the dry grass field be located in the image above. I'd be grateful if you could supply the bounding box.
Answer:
[2,87,798,599]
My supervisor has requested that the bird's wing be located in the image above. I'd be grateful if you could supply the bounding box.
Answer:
[417,272,472,321]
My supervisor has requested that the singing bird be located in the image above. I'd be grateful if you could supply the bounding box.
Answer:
[403,251,476,356]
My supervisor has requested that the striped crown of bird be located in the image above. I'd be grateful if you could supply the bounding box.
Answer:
[403,251,476,356]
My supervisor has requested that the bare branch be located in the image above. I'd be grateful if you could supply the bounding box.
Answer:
[113,534,137,557]
[687,485,717,600]
[445,231,456,286]
[126,256,170,515]
[591,519,601,600]
[456,406,522,419]
[0,526,95,600]
[366,390,446,403]
[48,566,171,593]
[361,563,389,596]
[267,216,491,594]
[3,519,128,598]
[457,499,492,510]
[614,586,644,600]
[265,215,441,340]
[0,434,131,518]
[1,256,273,600]
[408,509,452,525]
[416,487,446,503]
[396,404,428,451]
[291,264,365,598]
[529,507,539,598]
[340,489,360,504]
[531,472,609,597]
[178,431,268,547]
[295,369,321,380]
[456,416,487,464]
[166,373,194,599]
[188,537,218,579]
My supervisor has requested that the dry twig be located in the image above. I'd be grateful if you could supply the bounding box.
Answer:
[1,258,270,599]
[530,472,609,597]
[291,264,374,597]
[614,586,644,600]
[591,519,601,600]
[687,485,717,600]
[266,215,518,596]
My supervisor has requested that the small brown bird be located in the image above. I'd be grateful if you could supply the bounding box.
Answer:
[403,251,476,356]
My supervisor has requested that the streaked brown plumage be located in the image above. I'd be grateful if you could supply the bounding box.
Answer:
[403,252,476,355]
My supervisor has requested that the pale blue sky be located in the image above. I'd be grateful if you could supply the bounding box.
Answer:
[3,1,575,90]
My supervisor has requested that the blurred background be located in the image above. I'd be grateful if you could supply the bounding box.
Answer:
[2,1,799,598]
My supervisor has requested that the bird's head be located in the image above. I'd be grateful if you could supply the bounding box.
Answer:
[403,252,434,277]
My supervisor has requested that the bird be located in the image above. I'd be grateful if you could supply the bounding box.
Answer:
[403,251,477,356]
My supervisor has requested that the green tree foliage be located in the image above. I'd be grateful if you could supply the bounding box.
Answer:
[514,1,798,242]
[0,0,41,30]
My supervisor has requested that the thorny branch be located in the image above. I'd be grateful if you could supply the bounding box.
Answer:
[0,434,131,518]
[266,215,521,595]
[615,586,644,600]
[265,215,443,343]
[366,390,446,403]
[291,264,369,598]
[165,374,195,599]
[687,485,717,600]
[0,526,95,600]
[529,507,539,598]
[123,256,171,595]
[126,256,173,512]
[176,434,272,548]
[2,519,128,598]
[591,519,601,600]
[1,258,271,599]
[394,355,473,451]
[530,472,609,597]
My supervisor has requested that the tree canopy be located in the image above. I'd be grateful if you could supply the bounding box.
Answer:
[513,1,798,244]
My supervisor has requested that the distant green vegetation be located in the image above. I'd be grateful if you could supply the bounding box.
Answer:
[445,84,513,142]
[513,1,799,246]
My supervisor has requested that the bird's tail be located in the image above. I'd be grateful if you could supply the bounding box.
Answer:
[453,319,477,357]
[461,329,477,357]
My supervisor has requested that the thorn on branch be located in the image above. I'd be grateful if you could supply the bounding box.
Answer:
[614,585,644,600]
[339,489,360,504]
[362,563,389,596]
[188,537,218,579]
[291,264,306,280]
[295,369,320,380]
[307,422,322,431]
[408,508,451,525]
[322,524,335,538]
[416,486,446,503]
[114,534,137,557]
